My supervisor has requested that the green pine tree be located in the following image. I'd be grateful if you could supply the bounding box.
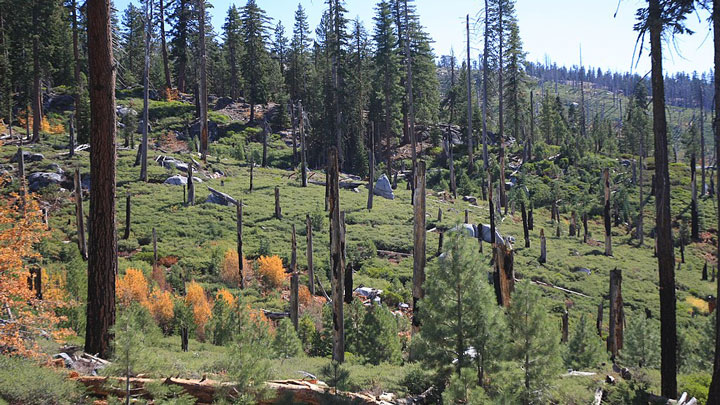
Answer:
[358,304,402,365]
[273,318,303,359]
[239,0,271,123]
[564,313,606,370]
[621,313,660,369]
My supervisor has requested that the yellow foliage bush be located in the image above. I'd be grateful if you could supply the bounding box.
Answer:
[257,255,285,288]
[298,285,312,307]
[185,281,212,340]
[148,288,174,329]
[116,268,149,308]
[220,249,251,287]
[215,289,235,307]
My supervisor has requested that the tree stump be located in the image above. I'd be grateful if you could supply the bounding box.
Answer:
[539,229,546,264]
[274,186,282,219]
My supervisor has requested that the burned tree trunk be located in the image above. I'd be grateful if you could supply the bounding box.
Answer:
[74,168,87,260]
[367,124,374,210]
[249,163,254,192]
[306,214,315,295]
[300,102,307,187]
[18,147,26,213]
[551,200,557,222]
[187,164,195,206]
[521,202,530,248]
[583,213,589,243]
[412,161,427,333]
[447,123,457,199]
[597,301,604,337]
[123,193,131,240]
[274,186,282,219]
[344,218,353,304]
[528,205,534,230]
[607,268,624,360]
[703,262,708,281]
[465,209,469,224]
[603,168,612,256]
[437,232,444,257]
[290,224,298,330]
[181,327,188,352]
[291,103,297,166]
[236,201,244,289]
[69,115,76,158]
[539,229,546,264]
[561,310,569,343]
[691,154,699,240]
[328,147,345,363]
[493,241,514,307]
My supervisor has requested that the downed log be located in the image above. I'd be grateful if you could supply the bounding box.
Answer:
[72,375,233,404]
[527,278,590,298]
[308,179,364,190]
[377,250,412,259]
[207,186,239,206]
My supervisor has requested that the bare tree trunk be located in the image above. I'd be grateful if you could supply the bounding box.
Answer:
[306,214,314,295]
[709,0,720,400]
[649,0,677,397]
[31,1,41,144]
[187,163,195,205]
[539,228,546,264]
[236,200,244,289]
[367,124,374,210]
[274,186,282,219]
[498,4,506,210]
[607,268,624,360]
[692,153,699,240]
[597,301,603,337]
[482,0,489,169]
[700,84,706,196]
[406,1,417,194]
[123,193,131,240]
[140,0,151,182]
[521,202,529,248]
[17,148,26,215]
[604,168,612,256]
[290,224,298,329]
[300,102,307,187]
[465,15,474,172]
[69,114,76,157]
[249,163,254,192]
[198,0,208,162]
[638,150,645,245]
[158,0,172,93]
[262,118,268,167]
[328,147,345,363]
[561,310,569,343]
[447,122,457,199]
[412,161,426,334]
[74,168,86,260]
[71,0,81,137]
[85,0,117,359]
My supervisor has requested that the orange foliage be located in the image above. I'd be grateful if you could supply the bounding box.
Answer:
[244,303,274,335]
[215,289,235,307]
[298,285,312,307]
[164,87,179,101]
[151,265,167,291]
[116,268,149,308]
[185,281,212,340]
[257,255,285,288]
[15,111,62,134]
[0,120,6,134]
[0,191,70,356]
[157,255,179,267]
[147,288,174,329]
[220,250,251,287]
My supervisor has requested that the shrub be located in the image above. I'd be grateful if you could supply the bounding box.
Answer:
[220,249,250,287]
[185,281,212,341]
[147,288,174,332]
[116,268,149,307]
[257,255,285,288]
[0,356,82,404]
[298,285,312,306]
[215,288,236,307]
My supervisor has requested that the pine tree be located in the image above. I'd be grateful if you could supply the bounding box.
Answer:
[288,4,311,102]
[442,367,489,405]
[503,19,526,144]
[239,0,271,123]
[271,21,287,77]
[358,304,402,365]
[223,5,243,100]
[505,280,561,404]
[273,318,303,359]
[120,3,144,85]
[168,0,190,92]
[621,314,660,369]
[564,313,605,370]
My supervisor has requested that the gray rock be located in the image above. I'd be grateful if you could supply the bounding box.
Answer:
[373,174,394,200]
[164,174,202,185]
[11,150,44,163]
[46,163,64,175]
[159,157,189,172]
[116,106,138,118]
[214,96,234,110]
[448,223,505,245]
[28,172,66,191]
[45,94,75,113]
[205,192,229,205]
[463,195,478,205]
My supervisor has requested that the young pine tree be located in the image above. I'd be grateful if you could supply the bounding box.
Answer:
[358,304,402,365]
[273,318,303,359]
[564,313,606,370]
[621,313,660,369]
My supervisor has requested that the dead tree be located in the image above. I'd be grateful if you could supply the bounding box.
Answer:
[290,224,298,330]
[608,268,624,360]
[123,193,131,239]
[291,102,297,165]
[521,202,530,248]
[412,161,426,333]
[569,211,577,237]
[198,0,208,162]
[539,229,546,264]
[367,123,374,210]
[703,262,708,281]
[583,213,589,243]
[343,217,353,304]
[85,0,118,359]
[274,186,282,219]
[74,168,87,260]
[603,168,612,256]
[597,300,604,337]
[691,153,699,240]
[306,214,314,295]
[437,232,444,257]
[299,102,307,187]
[18,147,26,213]
[464,209,469,224]
[328,147,345,363]
[187,163,195,206]
[494,240,514,307]
[140,0,151,181]
[638,151,645,246]
[249,163,254,192]
[181,327,188,352]
[262,118,268,168]
[465,14,474,172]
[561,310,569,343]
[69,114,76,158]
[236,200,244,289]
[528,205,534,230]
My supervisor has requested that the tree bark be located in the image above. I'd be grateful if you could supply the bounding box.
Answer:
[412,161,426,333]
[198,0,208,162]
[249,163,254,192]
[274,186,282,219]
[710,0,720,400]
[291,102,297,165]
[85,0,117,359]
[140,0,151,182]
[74,168,87,260]
[603,168,612,256]
[187,163,195,205]
[406,1,417,194]
[649,0,677,397]
[236,200,244,289]
[521,202,529,248]
[306,214,314,295]
[465,15,474,172]
[561,310,569,343]
[69,115,76,157]
[583,213,589,244]
[539,228,546,264]
[123,194,131,240]
[328,147,345,363]
[290,224,298,329]
[597,300,603,337]
[607,268,624,360]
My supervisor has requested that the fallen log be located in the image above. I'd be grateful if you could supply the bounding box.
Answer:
[72,375,233,404]
[526,278,590,298]
[377,250,412,259]
[207,186,240,206]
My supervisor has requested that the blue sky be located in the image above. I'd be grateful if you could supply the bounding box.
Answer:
[116,0,714,75]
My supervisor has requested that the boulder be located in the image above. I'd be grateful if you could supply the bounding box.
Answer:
[27,172,67,192]
[45,94,75,113]
[164,174,202,186]
[463,195,478,205]
[11,150,44,163]
[189,120,220,142]
[45,163,64,175]
[448,223,506,245]
[373,174,394,200]
[159,156,189,172]
[116,106,138,118]
[214,96,234,110]
[205,192,229,205]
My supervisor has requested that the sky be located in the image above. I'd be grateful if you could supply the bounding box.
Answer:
[116,0,714,76]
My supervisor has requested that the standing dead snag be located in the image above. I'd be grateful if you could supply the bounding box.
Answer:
[274,186,282,219]
[197,0,208,162]
[607,268,624,360]
[74,168,87,260]
[528,205,534,230]
[569,211,577,237]
[583,213,589,244]
[69,114,76,158]
[561,310,569,343]
[493,240,515,307]
[327,147,345,363]
[306,214,314,295]
[249,163,254,192]
[710,1,720,400]
[344,216,353,304]
[290,225,299,330]
[123,193,131,240]
[539,229,546,264]
[691,154,699,240]
[603,168,612,256]
[521,202,530,248]
[702,262,708,281]
[412,161,427,333]
[299,102,307,187]
[367,124,374,210]
[236,200,244,289]
[262,118,268,168]
[187,163,195,206]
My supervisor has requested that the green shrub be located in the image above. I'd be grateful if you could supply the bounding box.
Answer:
[0,356,82,404]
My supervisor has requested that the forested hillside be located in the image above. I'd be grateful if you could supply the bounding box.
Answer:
[0,0,719,404]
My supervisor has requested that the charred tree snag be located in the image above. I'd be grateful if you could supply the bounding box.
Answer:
[290,224,299,329]
[187,163,195,206]
[328,147,345,363]
[17,147,26,214]
[291,103,297,165]
[274,187,282,219]
[539,229,546,264]
[412,161,427,333]
[85,0,117,359]
[691,153,699,240]
[367,124,374,210]
[465,15,474,172]
[74,168,87,260]
[249,163,254,192]
[437,232,444,257]
[583,213,589,244]
[300,102,307,187]
[181,327,188,352]
[69,115,76,158]
[608,268,624,360]
[569,211,577,237]
[465,209,469,224]
[521,202,530,248]
[703,262,708,281]
[306,214,315,295]
[493,240,514,307]
[551,200,557,222]
[711,0,720,399]
[561,310,569,343]
[123,194,131,240]
[597,300,604,337]
[344,217,353,304]
[603,169,612,256]
[236,200,244,289]
[638,151,645,246]
[649,0,677,397]
[528,205,534,230]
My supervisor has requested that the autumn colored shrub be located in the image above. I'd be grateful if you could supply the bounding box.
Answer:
[185,281,212,341]
[157,255,179,267]
[257,255,285,288]
[221,249,251,287]
[116,268,149,308]
[147,288,174,331]
[0,192,69,356]
[151,265,167,291]
[215,288,236,307]
[298,285,312,307]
